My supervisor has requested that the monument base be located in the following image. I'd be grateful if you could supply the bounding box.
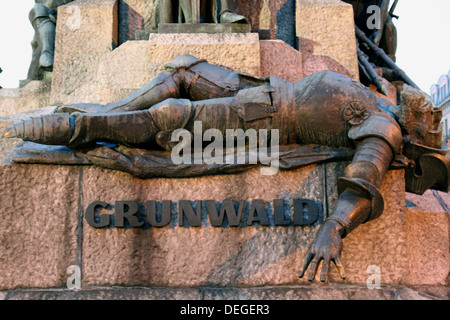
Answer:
[0,160,448,291]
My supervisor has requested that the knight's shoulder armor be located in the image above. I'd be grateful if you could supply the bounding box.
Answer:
[348,112,402,154]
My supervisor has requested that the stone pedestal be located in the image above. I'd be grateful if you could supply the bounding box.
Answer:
[0,81,51,118]
[1,160,447,291]
[50,0,118,106]
[296,0,359,80]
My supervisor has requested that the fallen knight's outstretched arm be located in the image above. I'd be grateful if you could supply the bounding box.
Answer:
[299,128,400,282]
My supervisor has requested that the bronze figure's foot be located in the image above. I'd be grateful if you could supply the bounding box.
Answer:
[3,113,73,146]
[220,12,248,24]
[39,50,54,69]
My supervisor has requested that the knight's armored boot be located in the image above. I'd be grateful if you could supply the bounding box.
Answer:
[31,15,56,70]
[219,0,248,24]
[3,113,73,146]
[3,111,158,149]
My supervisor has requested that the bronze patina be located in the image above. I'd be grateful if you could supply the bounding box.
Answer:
[26,0,74,81]
[4,55,449,282]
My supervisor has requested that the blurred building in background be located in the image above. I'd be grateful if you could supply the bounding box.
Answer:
[431,70,450,141]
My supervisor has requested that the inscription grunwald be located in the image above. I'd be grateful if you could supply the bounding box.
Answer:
[85,199,322,229]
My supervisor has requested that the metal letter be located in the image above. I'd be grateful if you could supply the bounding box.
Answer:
[115,201,144,228]
[178,200,202,227]
[247,200,270,226]
[206,200,245,227]
[85,201,111,228]
[274,199,291,226]
[293,199,319,226]
[146,200,172,227]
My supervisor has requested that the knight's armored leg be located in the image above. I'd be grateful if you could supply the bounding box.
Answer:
[3,93,257,150]
[71,96,244,150]
[3,98,196,149]
[101,71,183,113]
[29,4,56,70]
[35,17,56,69]
[219,0,248,24]
[59,68,184,114]
[63,54,261,114]
[91,54,240,114]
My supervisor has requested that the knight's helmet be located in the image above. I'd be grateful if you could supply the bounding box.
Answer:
[395,85,450,195]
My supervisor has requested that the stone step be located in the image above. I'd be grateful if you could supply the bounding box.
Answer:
[2,284,448,300]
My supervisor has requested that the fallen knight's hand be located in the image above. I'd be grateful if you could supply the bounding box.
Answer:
[299,189,372,282]
[298,219,345,282]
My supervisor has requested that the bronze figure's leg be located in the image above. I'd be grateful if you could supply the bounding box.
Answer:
[102,71,183,113]
[3,94,247,150]
[34,17,56,69]
[27,34,42,81]
[60,55,258,114]
[4,98,194,148]
[27,4,57,79]
[153,0,175,26]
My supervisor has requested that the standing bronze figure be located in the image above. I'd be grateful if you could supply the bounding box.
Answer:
[27,0,74,81]
[4,55,449,282]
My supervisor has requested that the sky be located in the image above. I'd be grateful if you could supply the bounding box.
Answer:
[0,0,449,93]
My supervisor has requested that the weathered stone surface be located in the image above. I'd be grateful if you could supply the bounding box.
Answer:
[329,170,410,285]
[0,164,80,289]
[50,0,118,105]
[0,81,51,117]
[81,164,326,287]
[147,33,262,77]
[296,0,359,80]
[0,158,447,290]
[405,190,449,285]
[406,211,449,285]
[260,40,303,83]
[96,41,152,104]
[3,284,448,300]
